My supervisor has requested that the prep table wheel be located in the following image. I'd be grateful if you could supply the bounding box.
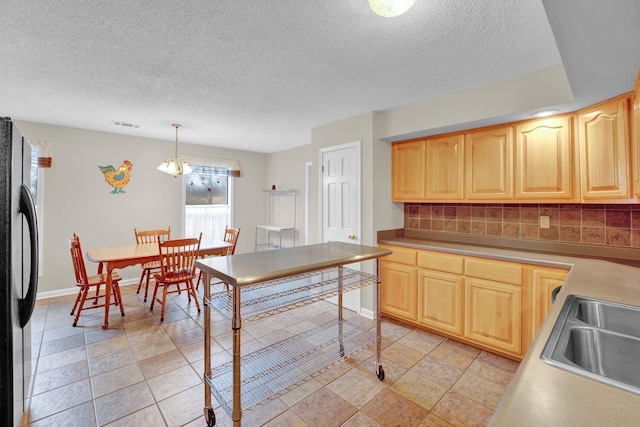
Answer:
[206,408,216,426]
[376,365,385,381]
[339,342,345,358]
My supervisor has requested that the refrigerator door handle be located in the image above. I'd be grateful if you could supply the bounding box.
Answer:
[19,184,38,328]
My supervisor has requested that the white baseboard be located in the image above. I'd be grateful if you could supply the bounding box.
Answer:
[36,279,139,300]
[359,307,375,320]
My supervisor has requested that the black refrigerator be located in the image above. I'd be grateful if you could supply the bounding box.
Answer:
[0,117,39,426]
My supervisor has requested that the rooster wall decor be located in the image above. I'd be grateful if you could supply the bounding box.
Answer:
[98,160,133,194]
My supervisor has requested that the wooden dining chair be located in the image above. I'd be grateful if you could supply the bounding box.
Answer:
[196,226,241,290]
[150,233,202,321]
[134,226,171,302]
[69,233,124,327]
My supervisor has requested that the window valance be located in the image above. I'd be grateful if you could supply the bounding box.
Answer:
[28,140,53,168]
[181,155,241,177]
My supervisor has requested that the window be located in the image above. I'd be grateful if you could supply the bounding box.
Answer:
[30,148,44,275]
[184,165,232,246]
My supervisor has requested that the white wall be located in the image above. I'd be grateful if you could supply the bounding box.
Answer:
[266,144,312,246]
[15,121,267,296]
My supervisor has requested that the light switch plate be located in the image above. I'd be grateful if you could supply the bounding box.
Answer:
[540,215,550,229]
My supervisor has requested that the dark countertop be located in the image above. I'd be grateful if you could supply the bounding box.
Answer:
[377,229,640,427]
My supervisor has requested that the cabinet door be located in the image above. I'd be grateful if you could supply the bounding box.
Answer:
[465,277,521,356]
[392,140,426,201]
[515,115,576,200]
[380,261,417,320]
[417,269,463,335]
[578,96,632,200]
[632,69,640,197]
[465,126,514,200]
[425,134,464,200]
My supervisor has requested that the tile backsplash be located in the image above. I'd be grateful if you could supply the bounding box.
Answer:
[404,203,640,248]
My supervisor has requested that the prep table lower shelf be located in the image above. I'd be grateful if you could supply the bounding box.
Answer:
[206,317,376,415]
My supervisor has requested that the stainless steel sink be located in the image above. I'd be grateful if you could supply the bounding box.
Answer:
[541,295,640,395]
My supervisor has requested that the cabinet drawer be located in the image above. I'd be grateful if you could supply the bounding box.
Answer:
[417,250,464,274]
[379,245,417,266]
[465,257,522,285]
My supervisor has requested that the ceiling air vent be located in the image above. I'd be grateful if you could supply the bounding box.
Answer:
[111,120,140,128]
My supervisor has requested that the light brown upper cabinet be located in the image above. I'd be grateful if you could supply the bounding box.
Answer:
[465,125,514,200]
[514,115,578,201]
[578,94,632,201]
[392,140,426,201]
[425,134,465,200]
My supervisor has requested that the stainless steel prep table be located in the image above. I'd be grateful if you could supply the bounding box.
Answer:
[196,242,392,426]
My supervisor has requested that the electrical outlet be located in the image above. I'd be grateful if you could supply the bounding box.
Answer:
[540,215,550,229]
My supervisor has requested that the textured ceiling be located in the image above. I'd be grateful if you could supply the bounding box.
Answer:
[0,1,638,153]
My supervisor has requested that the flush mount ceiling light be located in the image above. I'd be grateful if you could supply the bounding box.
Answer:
[532,109,560,118]
[369,0,416,17]
[157,124,192,177]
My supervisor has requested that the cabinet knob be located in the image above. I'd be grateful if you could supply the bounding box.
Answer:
[348,234,357,240]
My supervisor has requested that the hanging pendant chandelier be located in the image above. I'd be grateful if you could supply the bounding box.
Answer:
[157,123,192,177]
[369,0,416,17]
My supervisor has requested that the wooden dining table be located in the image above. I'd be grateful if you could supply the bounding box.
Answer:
[87,239,233,329]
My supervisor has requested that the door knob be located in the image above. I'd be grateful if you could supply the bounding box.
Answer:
[348,234,357,240]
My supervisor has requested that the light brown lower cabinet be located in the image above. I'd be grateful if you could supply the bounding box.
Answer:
[464,277,522,355]
[380,262,417,320]
[417,269,464,335]
[380,245,569,360]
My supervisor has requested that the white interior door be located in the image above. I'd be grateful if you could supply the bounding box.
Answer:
[321,142,361,312]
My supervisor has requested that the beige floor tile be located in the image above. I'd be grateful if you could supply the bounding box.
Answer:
[32,360,89,395]
[361,389,428,427]
[327,367,385,409]
[147,364,202,401]
[138,348,189,379]
[130,331,178,361]
[84,326,125,345]
[29,401,96,427]
[451,371,507,410]
[382,341,426,369]
[432,390,494,427]
[279,378,324,407]
[91,362,145,398]
[244,318,283,338]
[104,404,165,427]
[293,389,357,427]
[315,361,353,386]
[39,333,85,357]
[380,318,414,341]
[162,316,201,335]
[158,384,216,427]
[94,382,155,426]
[390,370,448,411]
[29,379,93,422]
[398,328,446,354]
[263,409,309,426]
[36,346,87,374]
[411,355,464,388]
[167,325,204,348]
[341,411,383,426]
[418,412,456,427]
[429,339,481,370]
[88,347,137,376]
[241,398,289,426]
[86,334,130,359]
[467,350,519,385]
[179,340,205,364]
